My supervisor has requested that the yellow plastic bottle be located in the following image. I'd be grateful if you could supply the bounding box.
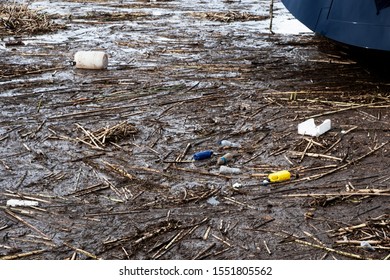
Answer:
[268,170,291,182]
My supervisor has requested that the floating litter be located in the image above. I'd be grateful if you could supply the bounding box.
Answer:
[219,166,241,174]
[7,199,39,207]
[74,51,108,70]
[298,118,331,137]
[360,241,375,251]
[268,170,291,182]
[207,196,220,206]
[193,150,213,160]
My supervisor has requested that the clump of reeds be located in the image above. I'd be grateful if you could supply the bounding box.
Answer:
[191,11,269,22]
[76,121,139,149]
[0,3,63,35]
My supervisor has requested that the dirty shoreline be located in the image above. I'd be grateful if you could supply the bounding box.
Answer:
[0,0,389,260]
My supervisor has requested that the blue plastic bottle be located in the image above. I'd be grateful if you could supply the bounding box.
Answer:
[193,150,213,160]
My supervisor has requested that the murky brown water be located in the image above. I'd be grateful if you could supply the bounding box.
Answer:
[0,0,389,260]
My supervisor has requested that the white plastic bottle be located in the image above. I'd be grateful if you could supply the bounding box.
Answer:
[74,51,108,70]
[219,140,241,148]
[217,153,234,165]
[219,166,241,174]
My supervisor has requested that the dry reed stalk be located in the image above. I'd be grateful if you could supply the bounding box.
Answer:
[63,242,100,260]
[0,249,46,260]
[284,188,390,198]
[308,142,389,181]
[4,209,52,241]
[290,151,343,162]
[293,239,368,260]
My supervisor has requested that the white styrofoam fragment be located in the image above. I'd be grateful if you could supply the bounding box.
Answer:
[6,199,39,207]
[298,118,331,137]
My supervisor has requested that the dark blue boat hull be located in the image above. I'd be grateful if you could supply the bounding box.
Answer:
[281,0,390,51]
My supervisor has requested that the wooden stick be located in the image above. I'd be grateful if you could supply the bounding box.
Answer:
[299,139,312,162]
[63,242,99,260]
[15,171,28,189]
[75,137,104,150]
[212,234,232,247]
[103,161,134,180]
[264,240,272,255]
[4,192,51,204]
[290,151,343,161]
[4,209,51,240]
[193,243,216,260]
[163,160,194,164]
[67,183,109,197]
[203,226,211,240]
[223,196,256,209]
[70,252,77,260]
[176,142,192,162]
[10,236,56,247]
[156,221,207,258]
[309,142,389,181]
[335,240,383,245]
[0,249,46,260]
[303,231,325,246]
[104,179,125,202]
[164,230,185,250]
[308,104,369,119]
[332,223,369,235]
[323,138,342,154]
[153,228,192,259]
[135,227,171,245]
[76,123,103,148]
[300,164,338,172]
[252,218,275,229]
[0,224,11,231]
[284,190,390,198]
[269,0,274,34]
[293,239,368,260]
[0,135,9,142]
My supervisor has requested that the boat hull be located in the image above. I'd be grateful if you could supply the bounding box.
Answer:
[281,0,390,51]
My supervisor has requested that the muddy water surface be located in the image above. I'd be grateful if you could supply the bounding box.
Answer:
[0,0,389,260]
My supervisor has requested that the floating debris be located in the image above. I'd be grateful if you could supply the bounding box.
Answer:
[217,153,234,165]
[74,51,109,70]
[268,170,291,182]
[76,121,138,149]
[360,241,375,251]
[0,3,65,35]
[298,118,331,137]
[332,214,389,253]
[1,0,389,262]
[218,140,241,148]
[6,199,39,207]
[191,11,269,22]
[193,150,213,161]
[207,196,220,206]
[219,166,241,174]
[82,11,151,22]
